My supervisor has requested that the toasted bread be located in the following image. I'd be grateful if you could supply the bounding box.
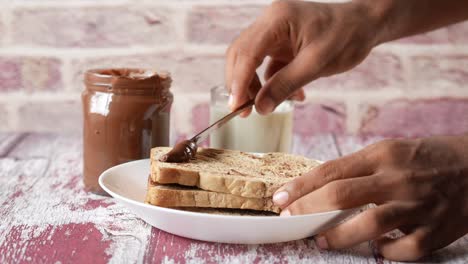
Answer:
[145,179,280,213]
[150,147,320,198]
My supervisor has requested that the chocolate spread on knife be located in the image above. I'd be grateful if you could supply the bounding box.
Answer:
[159,139,198,163]
[82,68,173,195]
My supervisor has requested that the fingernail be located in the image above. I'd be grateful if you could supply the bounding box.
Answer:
[272,191,289,206]
[280,209,290,217]
[228,94,234,107]
[315,236,329,249]
[159,155,168,162]
[259,97,275,114]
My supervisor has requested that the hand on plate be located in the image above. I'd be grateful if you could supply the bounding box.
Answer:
[273,135,468,261]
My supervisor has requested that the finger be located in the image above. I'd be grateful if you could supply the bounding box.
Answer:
[225,42,237,96]
[264,59,288,80]
[284,174,391,215]
[239,106,253,118]
[255,46,328,114]
[273,149,375,208]
[376,227,433,261]
[289,88,306,101]
[231,51,257,109]
[413,220,468,258]
[248,73,262,99]
[230,25,274,111]
[314,202,418,250]
[240,74,262,118]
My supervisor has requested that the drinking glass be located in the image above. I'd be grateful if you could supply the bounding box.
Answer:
[209,86,293,153]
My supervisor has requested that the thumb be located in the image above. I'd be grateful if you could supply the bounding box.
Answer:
[255,48,325,114]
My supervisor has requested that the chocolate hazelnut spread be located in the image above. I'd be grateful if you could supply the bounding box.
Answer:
[82,68,173,195]
[159,139,198,163]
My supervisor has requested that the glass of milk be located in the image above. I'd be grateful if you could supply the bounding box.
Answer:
[210,86,293,153]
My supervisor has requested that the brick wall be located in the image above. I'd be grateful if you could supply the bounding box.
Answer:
[1,0,468,139]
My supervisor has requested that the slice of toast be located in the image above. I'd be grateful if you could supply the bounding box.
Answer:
[145,179,281,213]
[151,147,320,198]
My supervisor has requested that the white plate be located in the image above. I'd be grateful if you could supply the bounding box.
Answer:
[99,159,359,244]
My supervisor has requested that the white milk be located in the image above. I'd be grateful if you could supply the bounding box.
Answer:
[209,102,293,153]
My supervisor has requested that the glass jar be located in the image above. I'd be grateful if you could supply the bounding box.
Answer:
[82,68,173,195]
[210,86,293,153]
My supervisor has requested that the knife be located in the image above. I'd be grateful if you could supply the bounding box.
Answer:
[160,98,255,163]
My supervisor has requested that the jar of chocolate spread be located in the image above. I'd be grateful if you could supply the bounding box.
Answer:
[82,68,173,195]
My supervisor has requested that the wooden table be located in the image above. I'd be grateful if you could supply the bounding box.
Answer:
[1,133,467,263]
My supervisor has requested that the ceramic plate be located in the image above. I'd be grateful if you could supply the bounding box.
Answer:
[99,159,359,244]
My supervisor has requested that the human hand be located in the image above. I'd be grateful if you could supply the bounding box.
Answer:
[225,0,380,116]
[272,136,468,261]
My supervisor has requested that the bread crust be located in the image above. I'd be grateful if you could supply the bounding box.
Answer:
[145,180,281,213]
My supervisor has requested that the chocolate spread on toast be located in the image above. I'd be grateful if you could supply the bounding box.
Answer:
[159,139,198,163]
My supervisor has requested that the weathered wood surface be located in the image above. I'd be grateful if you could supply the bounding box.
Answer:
[0,133,25,158]
[0,133,467,263]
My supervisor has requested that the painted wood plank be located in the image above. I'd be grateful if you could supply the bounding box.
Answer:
[0,133,152,263]
[144,230,379,264]
[0,133,25,157]
[0,158,49,221]
[7,133,82,159]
